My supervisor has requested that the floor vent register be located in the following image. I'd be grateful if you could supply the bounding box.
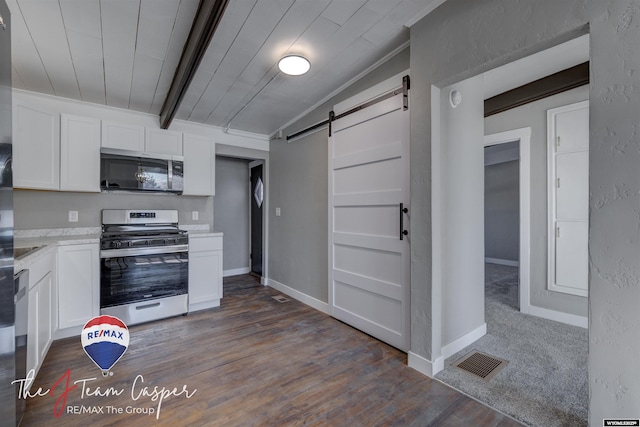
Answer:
[271,295,290,303]
[453,351,509,381]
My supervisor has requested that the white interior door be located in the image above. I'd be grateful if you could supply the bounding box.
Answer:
[329,78,410,351]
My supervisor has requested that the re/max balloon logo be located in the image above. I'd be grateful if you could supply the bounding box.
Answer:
[81,315,130,376]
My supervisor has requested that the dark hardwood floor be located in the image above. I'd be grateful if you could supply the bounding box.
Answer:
[20,275,522,426]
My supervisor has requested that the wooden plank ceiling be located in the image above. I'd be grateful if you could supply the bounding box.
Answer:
[8,0,439,136]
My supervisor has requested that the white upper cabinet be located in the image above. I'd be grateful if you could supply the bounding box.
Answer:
[101,120,145,151]
[13,103,60,190]
[60,114,101,192]
[102,121,184,156]
[145,128,183,155]
[183,133,215,196]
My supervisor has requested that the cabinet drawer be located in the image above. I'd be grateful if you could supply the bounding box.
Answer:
[189,236,223,252]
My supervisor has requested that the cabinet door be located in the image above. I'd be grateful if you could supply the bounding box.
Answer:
[101,121,145,151]
[58,244,99,329]
[13,103,60,190]
[146,128,183,155]
[183,134,215,196]
[555,221,588,293]
[27,285,39,376]
[556,151,588,220]
[555,106,589,153]
[60,114,101,192]
[189,250,223,304]
[37,272,53,364]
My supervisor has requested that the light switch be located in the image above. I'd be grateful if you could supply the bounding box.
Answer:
[275,208,281,217]
[68,211,78,222]
[192,211,199,221]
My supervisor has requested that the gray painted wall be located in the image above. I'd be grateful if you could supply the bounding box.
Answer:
[269,48,410,302]
[484,158,519,262]
[437,75,486,346]
[14,190,212,229]
[410,0,638,422]
[214,156,250,272]
[485,85,589,316]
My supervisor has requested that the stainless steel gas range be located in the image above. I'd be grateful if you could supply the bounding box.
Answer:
[100,209,188,325]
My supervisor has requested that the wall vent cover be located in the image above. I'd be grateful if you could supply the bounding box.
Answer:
[453,350,508,381]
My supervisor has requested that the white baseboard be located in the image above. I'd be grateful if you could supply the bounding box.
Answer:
[524,304,588,328]
[485,257,519,267]
[408,351,444,377]
[223,267,251,277]
[441,323,487,359]
[265,278,329,314]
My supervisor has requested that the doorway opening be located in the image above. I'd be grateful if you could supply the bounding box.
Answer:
[214,149,268,283]
[483,129,531,315]
[249,161,264,277]
[484,139,521,321]
[431,34,589,427]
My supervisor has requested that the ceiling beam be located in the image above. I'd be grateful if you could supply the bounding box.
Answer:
[159,0,230,129]
[484,62,589,117]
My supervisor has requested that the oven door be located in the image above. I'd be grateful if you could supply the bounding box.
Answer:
[100,245,188,308]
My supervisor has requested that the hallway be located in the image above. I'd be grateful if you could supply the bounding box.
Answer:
[435,264,588,426]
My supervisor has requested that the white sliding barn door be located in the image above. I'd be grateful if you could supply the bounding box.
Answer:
[328,77,410,351]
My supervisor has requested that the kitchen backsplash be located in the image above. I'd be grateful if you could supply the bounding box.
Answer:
[14,190,213,230]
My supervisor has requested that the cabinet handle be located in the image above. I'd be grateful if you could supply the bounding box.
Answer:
[400,203,408,240]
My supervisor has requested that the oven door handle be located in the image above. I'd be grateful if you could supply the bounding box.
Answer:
[100,244,188,258]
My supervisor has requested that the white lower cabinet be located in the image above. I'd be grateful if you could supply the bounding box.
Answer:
[26,251,56,383]
[57,243,100,330]
[189,235,223,312]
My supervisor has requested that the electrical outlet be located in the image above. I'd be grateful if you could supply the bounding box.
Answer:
[192,211,199,221]
[275,208,281,217]
[68,210,78,222]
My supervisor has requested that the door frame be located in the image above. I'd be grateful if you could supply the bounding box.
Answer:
[484,128,532,314]
[215,143,269,284]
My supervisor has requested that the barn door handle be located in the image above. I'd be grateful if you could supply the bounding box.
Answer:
[400,203,408,240]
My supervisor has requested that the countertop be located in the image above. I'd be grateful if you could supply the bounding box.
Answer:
[13,226,222,272]
[14,233,100,272]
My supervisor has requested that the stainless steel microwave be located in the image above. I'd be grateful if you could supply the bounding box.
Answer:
[100,148,184,194]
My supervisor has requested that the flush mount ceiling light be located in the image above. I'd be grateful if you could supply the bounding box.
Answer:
[278,55,310,76]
